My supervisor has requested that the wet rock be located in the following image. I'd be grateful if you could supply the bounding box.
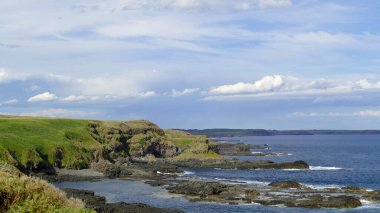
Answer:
[342,186,367,193]
[63,188,106,208]
[167,181,228,196]
[145,180,168,187]
[254,195,362,209]
[245,189,260,201]
[170,158,309,170]
[302,196,362,209]
[365,190,380,201]
[269,180,303,189]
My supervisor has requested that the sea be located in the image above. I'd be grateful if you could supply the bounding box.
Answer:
[56,134,380,212]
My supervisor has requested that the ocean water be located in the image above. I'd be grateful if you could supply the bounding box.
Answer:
[56,135,380,212]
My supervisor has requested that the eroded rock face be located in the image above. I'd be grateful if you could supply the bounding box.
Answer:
[89,121,179,160]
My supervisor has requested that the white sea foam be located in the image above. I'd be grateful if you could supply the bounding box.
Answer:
[309,166,345,171]
[358,200,380,209]
[214,178,270,186]
[156,171,172,175]
[305,184,341,190]
[183,171,195,175]
[281,169,305,171]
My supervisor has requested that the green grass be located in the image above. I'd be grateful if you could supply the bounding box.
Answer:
[164,129,221,159]
[0,116,102,169]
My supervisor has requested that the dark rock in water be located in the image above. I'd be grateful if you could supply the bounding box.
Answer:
[63,188,106,208]
[169,158,309,170]
[254,195,362,209]
[145,180,168,187]
[342,186,366,193]
[167,181,228,196]
[365,190,380,201]
[245,189,260,201]
[269,180,303,189]
[301,196,362,209]
[63,188,184,213]
[251,144,270,149]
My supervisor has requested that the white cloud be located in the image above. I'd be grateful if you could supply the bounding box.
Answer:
[60,95,88,102]
[171,88,200,96]
[28,92,57,102]
[20,108,97,118]
[0,68,26,83]
[258,0,292,8]
[209,75,284,95]
[119,0,293,11]
[0,99,18,106]
[137,91,156,97]
[291,110,380,118]
[205,75,380,101]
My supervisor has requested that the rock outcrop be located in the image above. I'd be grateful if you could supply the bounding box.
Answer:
[167,181,228,197]
[89,121,180,160]
[168,158,309,170]
[269,180,303,189]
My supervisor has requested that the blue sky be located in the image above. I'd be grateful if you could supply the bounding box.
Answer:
[1,0,380,129]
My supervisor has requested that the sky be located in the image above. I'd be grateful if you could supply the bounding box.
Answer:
[1,0,380,129]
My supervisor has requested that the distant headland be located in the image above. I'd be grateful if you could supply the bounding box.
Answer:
[181,129,380,137]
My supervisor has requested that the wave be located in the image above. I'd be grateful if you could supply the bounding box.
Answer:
[214,178,270,186]
[309,166,345,171]
[281,166,346,171]
[251,152,291,156]
[359,200,380,209]
[305,184,341,190]
[183,171,195,175]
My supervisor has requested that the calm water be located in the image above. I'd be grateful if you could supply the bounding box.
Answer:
[57,135,380,212]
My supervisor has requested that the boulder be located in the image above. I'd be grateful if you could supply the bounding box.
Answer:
[269,180,303,189]
[167,181,228,196]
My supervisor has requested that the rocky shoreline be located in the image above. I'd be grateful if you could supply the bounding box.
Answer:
[63,188,184,213]
[36,156,380,212]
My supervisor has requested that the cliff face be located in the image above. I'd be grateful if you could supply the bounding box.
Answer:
[89,120,179,160]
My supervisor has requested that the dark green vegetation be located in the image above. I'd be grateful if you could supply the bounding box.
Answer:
[184,129,380,137]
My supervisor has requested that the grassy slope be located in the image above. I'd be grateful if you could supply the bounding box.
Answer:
[165,129,220,159]
[0,116,101,169]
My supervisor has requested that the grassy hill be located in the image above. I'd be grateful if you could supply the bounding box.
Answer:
[0,115,218,171]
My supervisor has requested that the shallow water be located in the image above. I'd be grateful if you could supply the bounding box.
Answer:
[56,134,380,212]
